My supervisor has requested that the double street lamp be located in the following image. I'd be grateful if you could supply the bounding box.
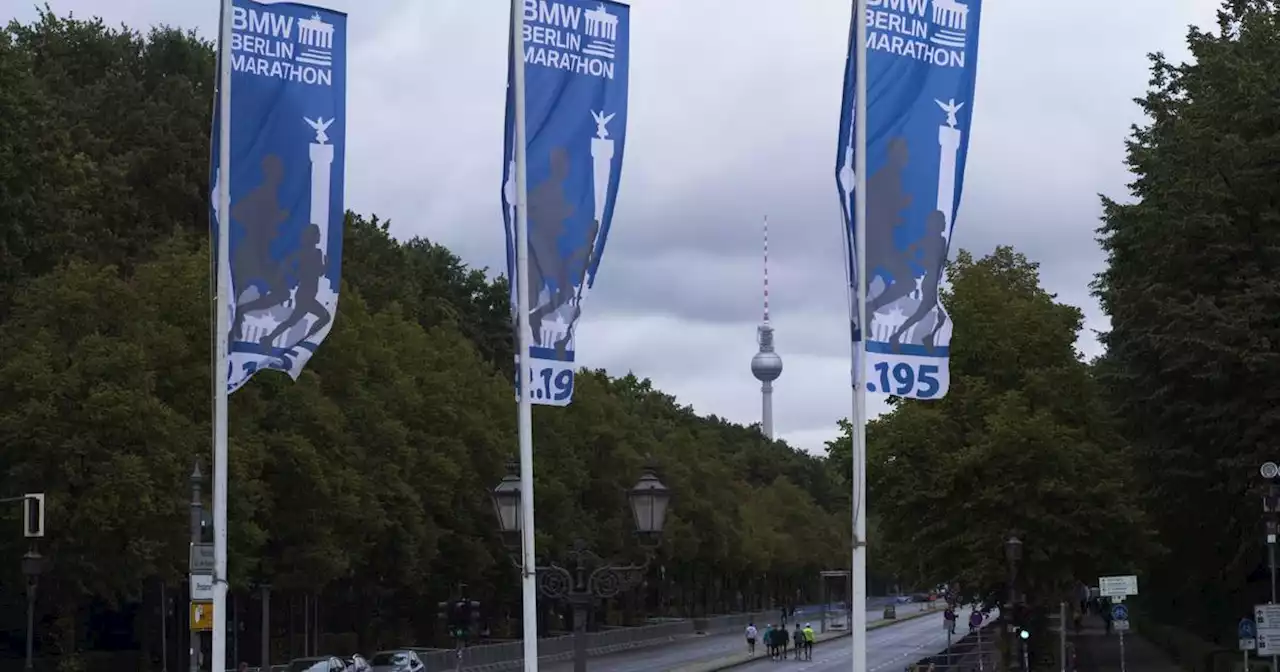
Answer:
[491,460,672,672]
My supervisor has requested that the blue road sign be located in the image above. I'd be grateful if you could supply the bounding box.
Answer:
[1241,618,1258,639]
[1112,604,1129,621]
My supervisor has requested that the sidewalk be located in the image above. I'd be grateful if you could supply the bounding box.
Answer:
[537,606,924,672]
[667,603,942,672]
[1070,614,1182,672]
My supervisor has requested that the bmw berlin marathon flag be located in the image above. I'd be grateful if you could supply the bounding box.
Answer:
[503,0,630,406]
[836,0,982,400]
[212,0,347,394]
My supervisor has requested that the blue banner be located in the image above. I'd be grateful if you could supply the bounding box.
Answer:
[836,0,983,400]
[503,0,630,406]
[211,0,347,394]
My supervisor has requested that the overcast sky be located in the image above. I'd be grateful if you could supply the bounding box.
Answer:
[3,0,1221,453]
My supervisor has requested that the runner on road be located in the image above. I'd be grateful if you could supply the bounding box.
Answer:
[745,622,757,656]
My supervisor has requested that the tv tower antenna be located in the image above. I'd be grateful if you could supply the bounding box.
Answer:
[751,215,783,439]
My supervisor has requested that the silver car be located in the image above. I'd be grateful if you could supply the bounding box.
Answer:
[368,650,425,672]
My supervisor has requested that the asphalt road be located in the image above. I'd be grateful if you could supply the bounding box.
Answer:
[540,603,939,672]
[732,612,960,672]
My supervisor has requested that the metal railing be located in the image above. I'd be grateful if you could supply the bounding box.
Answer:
[417,608,791,671]
[224,602,903,672]
[910,624,998,672]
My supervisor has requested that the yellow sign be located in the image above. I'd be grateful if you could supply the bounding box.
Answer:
[190,601,213,631]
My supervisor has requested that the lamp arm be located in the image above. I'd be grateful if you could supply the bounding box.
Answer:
[590,556,649,599]
[536,564,574,601]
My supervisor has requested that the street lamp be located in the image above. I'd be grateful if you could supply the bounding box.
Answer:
[490,459,672,672]
[22,548,43,671]
[628,463,671,546]
[491,460,522,552]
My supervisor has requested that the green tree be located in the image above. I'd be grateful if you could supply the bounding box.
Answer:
[833,248,1151,607]
[0,10,214,315]
[1094,0,1280,637]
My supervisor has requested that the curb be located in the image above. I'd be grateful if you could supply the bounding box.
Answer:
[666,606,943,672]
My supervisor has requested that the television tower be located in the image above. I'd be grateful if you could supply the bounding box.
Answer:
[751,216,783,439]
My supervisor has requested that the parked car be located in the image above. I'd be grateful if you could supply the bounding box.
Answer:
[368,650,425,672]
[343,654,372,672]
[286,656,347,672]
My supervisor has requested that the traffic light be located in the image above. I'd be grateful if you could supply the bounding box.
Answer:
[449,600,471,639]
[1019,628,1030,640]
[438,598,482,642]
[22,493,43,538]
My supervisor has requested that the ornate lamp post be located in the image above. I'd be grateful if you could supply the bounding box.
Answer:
[491,460,672,672]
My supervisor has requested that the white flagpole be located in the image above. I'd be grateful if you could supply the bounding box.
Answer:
[211,0,233,670]
[509,0,541,670]
[851,0,869,671]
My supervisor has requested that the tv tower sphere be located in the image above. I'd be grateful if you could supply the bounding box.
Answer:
[752,335,783,382]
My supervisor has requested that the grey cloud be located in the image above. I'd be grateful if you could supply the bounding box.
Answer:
[6,0,1220,451]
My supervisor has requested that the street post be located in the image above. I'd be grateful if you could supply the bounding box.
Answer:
[190,461,203,672]
[1112,603,1130,672]
[1059,601,1066,672]
[2,493,46,672]
[1242,618,1258,672]
[1260,462,1280,672]
[1005,536,1022,672]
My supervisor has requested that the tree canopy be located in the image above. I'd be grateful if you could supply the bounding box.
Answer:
[1094,0,1280,640]
[827,248,1152,606]
[0,9,848,664]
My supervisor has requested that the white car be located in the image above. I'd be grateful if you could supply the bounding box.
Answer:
[286,656,347,672]
[343,654,372,671]
[368,650,425,672]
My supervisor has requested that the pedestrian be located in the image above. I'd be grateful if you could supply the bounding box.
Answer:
[745,622,758,656]
[792,623,804,660]
[779,621,789,660]
[803,622,815,660]
[1101,602,1113,635]
[764,623,777,660]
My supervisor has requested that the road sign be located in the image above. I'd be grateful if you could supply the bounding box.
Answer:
[189,543,214,573]
[1112,604,1129,621]
[969,612,983,629]
[1098,575,1139,598]
[1243,638,1258,651]
[1114,619,1130,632]
[190,601,213,631]
[1242,618,1259,639]
[189,574,214,601]
[1254,605,1280,655]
